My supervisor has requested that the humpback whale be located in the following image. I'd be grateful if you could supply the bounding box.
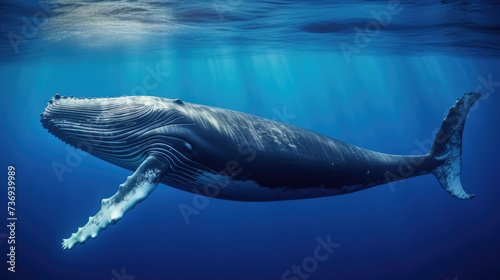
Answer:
[41,92,481,250]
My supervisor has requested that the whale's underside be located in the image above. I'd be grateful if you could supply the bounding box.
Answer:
[41,92,481,250]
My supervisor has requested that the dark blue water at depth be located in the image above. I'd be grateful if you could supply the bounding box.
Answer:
[0,1,499,280]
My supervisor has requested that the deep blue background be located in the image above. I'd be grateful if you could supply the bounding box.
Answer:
[1,1,500,280]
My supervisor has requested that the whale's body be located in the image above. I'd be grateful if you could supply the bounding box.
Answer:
[41,92,481,250]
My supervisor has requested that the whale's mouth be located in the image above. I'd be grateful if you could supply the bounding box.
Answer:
[41,94,195,168]
[41,94,153,163]
[42,94,125,144]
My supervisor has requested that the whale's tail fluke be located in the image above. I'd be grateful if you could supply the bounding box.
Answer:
[430,92,481,200]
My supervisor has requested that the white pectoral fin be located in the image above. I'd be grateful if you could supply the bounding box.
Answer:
[62,156,168,250]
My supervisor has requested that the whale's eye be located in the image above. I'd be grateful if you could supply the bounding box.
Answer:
[185,143,193,152]
[402,164,410,173]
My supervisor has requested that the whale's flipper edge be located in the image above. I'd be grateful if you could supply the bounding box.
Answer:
[431,92,481,200]
[62,156,169,250]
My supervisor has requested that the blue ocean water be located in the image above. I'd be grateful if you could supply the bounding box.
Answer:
[1,0,500,279]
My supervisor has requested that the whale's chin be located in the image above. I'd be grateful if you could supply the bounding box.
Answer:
[40,94,150,163]
[40,94,194,169]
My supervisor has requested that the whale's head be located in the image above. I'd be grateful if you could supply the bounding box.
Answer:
[41,94,194,169]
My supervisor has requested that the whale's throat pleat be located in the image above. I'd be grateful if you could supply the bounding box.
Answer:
[42,97,193,169]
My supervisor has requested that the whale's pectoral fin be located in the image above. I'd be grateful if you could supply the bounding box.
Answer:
[430,92,481,200]
[62,156,168,250]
